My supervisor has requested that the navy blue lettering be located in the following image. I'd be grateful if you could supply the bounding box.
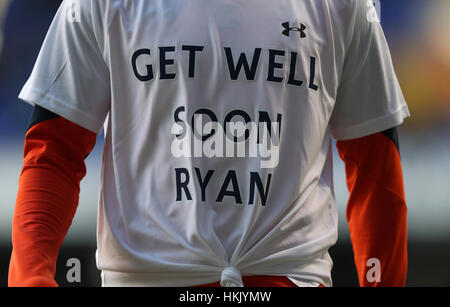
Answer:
[217,170,242,204]
[257,112,282,144]
[267,49,285,83]
[309,57,319,91]
[225,48,262,80]
[287,52,303,86]
[175,168,192,201]
[194,168,215,202]
[192,109,218,141]
[182,45,204,78]
[224,110,251,142]
[160,46,176,79]
[249,172,272,206]
[174,106,186,138]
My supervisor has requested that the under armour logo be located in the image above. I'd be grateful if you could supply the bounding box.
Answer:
[366,0,381,23]
[282,22,306,38]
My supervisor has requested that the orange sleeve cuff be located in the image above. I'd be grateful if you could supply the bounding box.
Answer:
[337,131,408,287]
[9,117,96,287]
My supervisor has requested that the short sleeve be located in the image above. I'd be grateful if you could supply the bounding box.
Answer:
[19,0,110,134]
[330,0,410,141]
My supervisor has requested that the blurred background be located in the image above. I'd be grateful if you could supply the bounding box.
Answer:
[0,0,449,287]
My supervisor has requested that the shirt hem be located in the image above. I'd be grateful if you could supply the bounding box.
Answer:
[18,85,104,134]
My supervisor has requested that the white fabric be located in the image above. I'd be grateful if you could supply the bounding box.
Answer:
[220,267,243,287]
[19,0,409,287]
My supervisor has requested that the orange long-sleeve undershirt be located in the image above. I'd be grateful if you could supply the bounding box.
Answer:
[9,116,96,287]
[337,130,408,287]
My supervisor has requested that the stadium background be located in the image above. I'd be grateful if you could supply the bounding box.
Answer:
[0,0,449,287]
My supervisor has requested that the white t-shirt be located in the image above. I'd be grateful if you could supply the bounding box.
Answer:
[19,0,409,287]
[0,0,11,56]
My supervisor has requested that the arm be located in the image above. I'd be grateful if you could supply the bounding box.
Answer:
[336,128,407,287]
[9,106,97,287]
